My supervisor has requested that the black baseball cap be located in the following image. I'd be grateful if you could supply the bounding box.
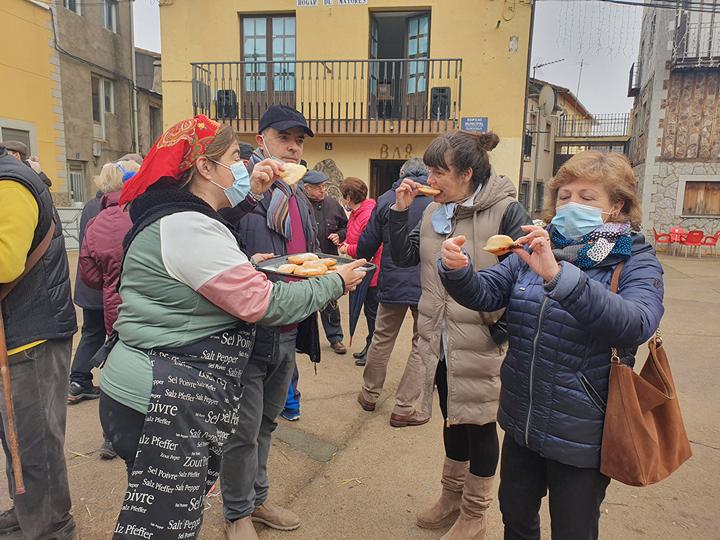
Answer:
[258,104,314,137]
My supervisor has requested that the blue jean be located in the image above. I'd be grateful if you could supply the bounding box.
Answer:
[284,363,301,414]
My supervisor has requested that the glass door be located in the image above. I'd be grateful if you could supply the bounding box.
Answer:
[404,14,429,119]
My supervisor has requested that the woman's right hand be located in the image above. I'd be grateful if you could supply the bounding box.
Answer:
[394,178,421,211]
[250,159,283,196]
[441,236,469,270]
[335,259,368,293]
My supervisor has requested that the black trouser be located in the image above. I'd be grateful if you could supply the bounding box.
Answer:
[99,392,146,476]
[69,308,105,387]
[320,300,343,345]
[0,340,75,539]
[499,436,610,540]
[362,286,379,348]
[436,359,499,478]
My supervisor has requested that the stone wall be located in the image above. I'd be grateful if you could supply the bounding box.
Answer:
[661,70,720,161]
[647,160,720,234]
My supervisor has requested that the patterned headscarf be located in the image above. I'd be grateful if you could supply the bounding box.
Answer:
[120,114,220,205]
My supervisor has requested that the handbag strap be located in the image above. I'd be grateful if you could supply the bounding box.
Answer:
[609,262,625,364]
[0,218,56,303]
[609,260,663,364]
[610,261,625,294]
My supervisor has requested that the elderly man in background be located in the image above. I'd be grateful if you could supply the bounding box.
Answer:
[2,140,53,187]
[303,169,348,354]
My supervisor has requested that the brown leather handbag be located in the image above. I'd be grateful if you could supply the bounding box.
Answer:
[600,262,692,486]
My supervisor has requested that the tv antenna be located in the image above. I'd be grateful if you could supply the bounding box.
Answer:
[532,58,565,79]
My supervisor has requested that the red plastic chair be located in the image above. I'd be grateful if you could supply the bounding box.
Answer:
[680,230,705,257]
[701,232,719,256]
[653,227,673,252]
[669,227,687,255]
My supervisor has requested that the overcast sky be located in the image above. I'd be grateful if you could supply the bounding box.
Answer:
[133,0,643,115]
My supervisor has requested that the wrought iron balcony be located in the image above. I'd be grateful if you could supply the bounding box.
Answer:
[557,113,631,139]
[191,58,463,135]
[672,21,720,68]
[628,62,641,97]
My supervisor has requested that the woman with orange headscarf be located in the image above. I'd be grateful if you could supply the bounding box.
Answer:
[100,116,366,539]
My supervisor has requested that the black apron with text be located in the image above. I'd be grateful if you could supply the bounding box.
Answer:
[113,324,255,540]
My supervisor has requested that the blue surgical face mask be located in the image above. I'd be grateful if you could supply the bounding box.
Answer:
[551,202,605,239]
[210,159,251,207]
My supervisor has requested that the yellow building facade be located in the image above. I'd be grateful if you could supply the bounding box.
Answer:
[160,0,533,194]
[0,0,67,195]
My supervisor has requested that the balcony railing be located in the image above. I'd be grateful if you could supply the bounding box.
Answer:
[557,113,631,139]
[672,21,720,68]
[191,58,463,135]
[628,62,641,97]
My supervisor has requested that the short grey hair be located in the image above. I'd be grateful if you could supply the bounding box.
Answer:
[400,157,428,179]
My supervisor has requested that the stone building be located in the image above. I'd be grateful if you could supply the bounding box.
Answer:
[52,0,162,205]
[629,1,720,236]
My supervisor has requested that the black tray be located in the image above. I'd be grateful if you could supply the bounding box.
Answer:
[256,252,376,279]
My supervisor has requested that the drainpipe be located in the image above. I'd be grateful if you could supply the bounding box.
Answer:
[129,0,140,153]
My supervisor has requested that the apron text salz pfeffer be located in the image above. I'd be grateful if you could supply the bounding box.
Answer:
[113,324,255,540]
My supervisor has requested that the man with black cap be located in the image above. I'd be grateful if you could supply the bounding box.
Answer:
[220,105,318,539]
[302,170,348,354]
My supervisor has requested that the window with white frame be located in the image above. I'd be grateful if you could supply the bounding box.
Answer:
[67,161,86,204]
[92,75,114,140]
[103,0,118,32]
[63,0,82,15]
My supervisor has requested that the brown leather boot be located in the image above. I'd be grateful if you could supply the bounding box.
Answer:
[416,457,469,529]
[224,517,259,539]
[251,501,300,531]
[440,473,494,540]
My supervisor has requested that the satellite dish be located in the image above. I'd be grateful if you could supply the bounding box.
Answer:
[538,84,556,117]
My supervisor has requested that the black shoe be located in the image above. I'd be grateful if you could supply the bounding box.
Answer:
[0,507,20,534]
[99,439,117,460]
[354,353,367,367]
[353,343,370,360]
[67,381,100,404]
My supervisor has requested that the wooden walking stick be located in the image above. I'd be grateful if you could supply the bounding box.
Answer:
[0,310,25,495]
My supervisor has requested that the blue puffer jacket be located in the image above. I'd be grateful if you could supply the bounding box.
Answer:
[438,233,664,469]
[356,173,432,306]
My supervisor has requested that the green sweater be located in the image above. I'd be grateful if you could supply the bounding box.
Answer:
[100,212,343,413]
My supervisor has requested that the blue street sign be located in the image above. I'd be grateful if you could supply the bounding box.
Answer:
[461,117,489,133]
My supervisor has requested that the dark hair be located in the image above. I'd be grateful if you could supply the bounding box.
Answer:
[340,177,368,204]
[180,124,237,188]
[423,131,500,191]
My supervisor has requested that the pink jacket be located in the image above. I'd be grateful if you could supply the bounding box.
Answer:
[345,199,382,287]
[79,191,132,335]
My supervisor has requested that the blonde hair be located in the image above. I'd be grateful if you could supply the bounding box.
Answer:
[546,151,642,229]
[95,160,140,193]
